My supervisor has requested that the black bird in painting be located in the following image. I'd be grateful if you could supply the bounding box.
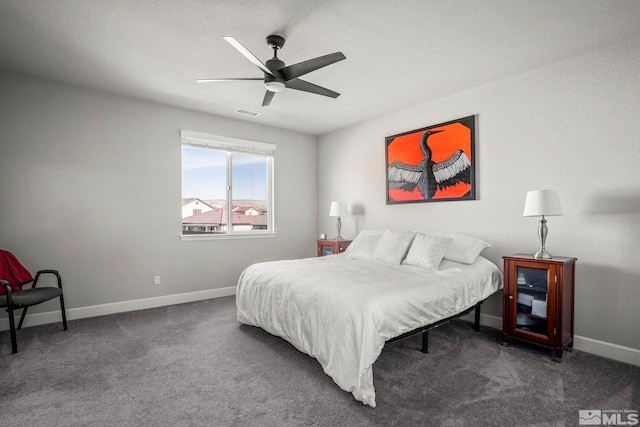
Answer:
[388,130,471,199]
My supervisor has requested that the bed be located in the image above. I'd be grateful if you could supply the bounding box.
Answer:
[236,230,503,407]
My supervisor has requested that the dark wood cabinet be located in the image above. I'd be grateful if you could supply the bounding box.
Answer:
[502,254,577,361]
[317,239,351,257]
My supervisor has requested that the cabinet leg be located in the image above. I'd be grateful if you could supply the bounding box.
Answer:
[565,339,574,353]
[501,333,510,347]
[554,347,563,362]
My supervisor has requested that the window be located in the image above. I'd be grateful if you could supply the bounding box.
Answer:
[180,131,275,240]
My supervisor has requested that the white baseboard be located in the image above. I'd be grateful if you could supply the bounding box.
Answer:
[0,286,236,331]
[2,292,638,367]
[573,335,640,367]
[461,313,639,367]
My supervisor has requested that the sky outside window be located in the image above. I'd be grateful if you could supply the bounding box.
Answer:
[182,145,267,200]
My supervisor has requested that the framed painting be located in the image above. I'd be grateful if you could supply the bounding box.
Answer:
[386,115,476,204]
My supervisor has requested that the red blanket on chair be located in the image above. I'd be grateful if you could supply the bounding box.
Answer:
[0,250,33,295]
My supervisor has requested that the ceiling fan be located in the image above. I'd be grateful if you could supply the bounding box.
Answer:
[196,35,346,107]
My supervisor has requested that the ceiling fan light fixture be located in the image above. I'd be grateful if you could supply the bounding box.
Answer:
[264,81,285,92]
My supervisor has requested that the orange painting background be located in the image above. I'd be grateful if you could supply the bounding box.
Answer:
[387,122,472,201]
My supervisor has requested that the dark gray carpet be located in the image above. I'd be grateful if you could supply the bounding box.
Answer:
[1,296,638,426]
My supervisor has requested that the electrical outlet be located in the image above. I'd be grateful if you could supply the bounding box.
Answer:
[154,275,161,285]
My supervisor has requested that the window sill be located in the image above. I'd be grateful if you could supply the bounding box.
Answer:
[180,232,277,242]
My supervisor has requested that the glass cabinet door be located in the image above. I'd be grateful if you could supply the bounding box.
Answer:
[320,244,334,256]
[513,265,553,337]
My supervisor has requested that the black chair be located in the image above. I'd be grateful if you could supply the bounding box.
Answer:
[0,270,67,354]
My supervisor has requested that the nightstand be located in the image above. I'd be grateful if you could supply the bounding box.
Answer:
[317,239,352,257]
[502,254,577,361]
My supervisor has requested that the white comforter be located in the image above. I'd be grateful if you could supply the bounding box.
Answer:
[236,254,502,407]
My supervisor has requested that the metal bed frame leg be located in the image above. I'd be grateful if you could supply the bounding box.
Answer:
[421,302,479,353]
[386,300,485,354]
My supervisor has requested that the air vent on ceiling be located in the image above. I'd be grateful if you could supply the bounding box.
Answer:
[235,108,261,117]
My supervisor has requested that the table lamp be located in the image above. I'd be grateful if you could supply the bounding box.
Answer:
[523,190,563,259]
[329,201,348,240]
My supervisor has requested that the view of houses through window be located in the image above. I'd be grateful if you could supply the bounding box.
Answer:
[181,132,274,236]
[181,197,269,234]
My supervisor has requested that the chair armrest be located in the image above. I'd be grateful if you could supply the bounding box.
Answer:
[1,280,14,306]
[33,270,63,290]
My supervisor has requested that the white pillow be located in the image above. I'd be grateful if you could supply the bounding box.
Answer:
[344,230,384,260]
[371,230,416,265]
[403,233,453,269]
[437,232,491,264]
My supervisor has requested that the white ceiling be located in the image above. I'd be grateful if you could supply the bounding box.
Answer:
[2,0,640,136]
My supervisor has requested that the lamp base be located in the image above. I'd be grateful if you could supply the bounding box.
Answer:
[534,249,553,259]
[534,216,553,259]
[333,216,343,241]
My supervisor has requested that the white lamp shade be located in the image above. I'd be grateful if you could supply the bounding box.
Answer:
[523,190,563,217]
[329,201,348,217]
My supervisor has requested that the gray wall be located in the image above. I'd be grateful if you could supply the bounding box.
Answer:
[0,72,318,315]
[318,36,640,353]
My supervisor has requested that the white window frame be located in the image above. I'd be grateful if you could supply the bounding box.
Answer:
[180,130,276,241]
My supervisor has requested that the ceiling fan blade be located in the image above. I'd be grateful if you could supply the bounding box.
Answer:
[279,52,346,81]
[286,78,340,98]
[223,36,275,77]
[262,90,275,107]
[196,78,263,82]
